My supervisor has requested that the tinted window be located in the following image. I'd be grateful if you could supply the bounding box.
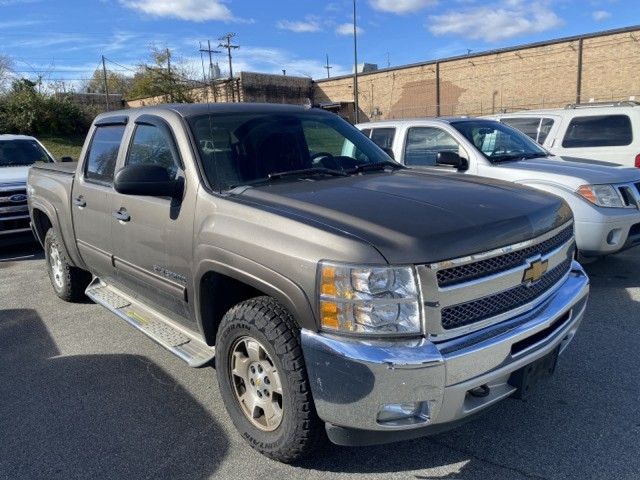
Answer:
[0,139,52,167]
[370,128,396,149]
[85,125,125,183]
[501,117,541,141]
[404,127,459,166]
[189,112,390,191]
[360,128,371,137]
[127,124,179,179]
[562,115,632,148]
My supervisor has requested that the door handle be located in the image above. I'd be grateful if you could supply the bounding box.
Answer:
[112,208,131,222]
[73,196,86,208]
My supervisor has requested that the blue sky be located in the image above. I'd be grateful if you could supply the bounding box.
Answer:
[0,0,638,89]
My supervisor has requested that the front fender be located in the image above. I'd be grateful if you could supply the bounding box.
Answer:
[193,245,316,334]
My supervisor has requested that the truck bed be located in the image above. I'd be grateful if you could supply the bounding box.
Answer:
[32,162,78,175]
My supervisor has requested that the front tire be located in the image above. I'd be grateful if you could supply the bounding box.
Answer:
[44,228,91,302]
[215,296,324,463]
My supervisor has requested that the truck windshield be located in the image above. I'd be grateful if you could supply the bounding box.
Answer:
[0,139,53,167]
[450,120,549,163]
[188,111,397,190]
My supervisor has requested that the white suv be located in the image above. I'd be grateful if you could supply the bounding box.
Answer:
[486,101,640,168]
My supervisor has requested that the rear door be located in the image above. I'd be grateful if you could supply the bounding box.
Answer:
[71,118,127,280]
[110,114,192,321]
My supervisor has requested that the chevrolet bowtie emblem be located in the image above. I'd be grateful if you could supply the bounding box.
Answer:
[523,259,548,285]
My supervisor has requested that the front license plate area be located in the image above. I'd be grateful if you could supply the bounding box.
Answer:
[509,346,559,400]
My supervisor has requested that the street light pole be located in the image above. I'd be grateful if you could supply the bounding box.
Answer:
[353,0,359,123]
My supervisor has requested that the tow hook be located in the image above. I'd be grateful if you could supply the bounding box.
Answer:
[469,384,490,398]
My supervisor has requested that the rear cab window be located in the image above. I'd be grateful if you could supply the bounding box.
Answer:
[84,125,126,184]
[562,114,632,148]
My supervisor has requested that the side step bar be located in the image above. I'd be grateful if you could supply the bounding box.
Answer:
[85,278,215,367]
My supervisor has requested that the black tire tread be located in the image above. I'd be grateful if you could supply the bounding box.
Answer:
[216,296,325,463]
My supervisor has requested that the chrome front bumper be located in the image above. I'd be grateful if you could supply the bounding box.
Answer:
[301,261,589,446]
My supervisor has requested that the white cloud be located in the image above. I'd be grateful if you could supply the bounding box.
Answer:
[277,19,321,33]
[335,23,364,36]
[592,10,611,21]
[428,1,563,42]
[369,0,437,14]
[119,0,235,22]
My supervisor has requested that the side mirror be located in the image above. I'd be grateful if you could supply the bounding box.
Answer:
[436,151,468,170]
[114,164,183,198]
[382,147,395,160]
[60,156,74,163]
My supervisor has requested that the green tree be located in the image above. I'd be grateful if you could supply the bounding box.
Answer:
[127,47,198,102]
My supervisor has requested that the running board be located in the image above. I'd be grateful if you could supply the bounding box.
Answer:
[85,278,215,367]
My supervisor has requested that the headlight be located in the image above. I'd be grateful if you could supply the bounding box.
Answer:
[577,184,624,208]
[318,261,422,336]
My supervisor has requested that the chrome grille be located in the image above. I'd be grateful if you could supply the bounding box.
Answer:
[441,258,572,330]
[437,225,573,287]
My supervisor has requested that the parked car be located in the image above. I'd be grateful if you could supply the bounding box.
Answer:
[485,101,640,168]
[0,134,54,245]
[357,118,640,259]
[29,104,588,462]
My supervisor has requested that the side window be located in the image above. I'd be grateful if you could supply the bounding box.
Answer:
[404,127,459,167]
[538,118,555,144]
[360,128,371,137]
[501,117,542,142]
[562,115,632,148]
[85,125,125,183]
[126,124,179,179]
[370,128,396,150]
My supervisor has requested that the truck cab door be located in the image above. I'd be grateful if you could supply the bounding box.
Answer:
[109,115,193,322]
[71,120,127,281]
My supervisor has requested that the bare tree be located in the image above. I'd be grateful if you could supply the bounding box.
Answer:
[0,55,15,93]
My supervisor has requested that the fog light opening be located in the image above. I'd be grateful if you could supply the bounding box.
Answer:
[606,228,622,246]
[377,401,430,426]
[468,384,490,398]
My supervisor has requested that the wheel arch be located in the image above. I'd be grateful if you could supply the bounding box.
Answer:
[194,255,316,347]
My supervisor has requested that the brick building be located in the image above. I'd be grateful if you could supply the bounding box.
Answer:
[315,25,640,121]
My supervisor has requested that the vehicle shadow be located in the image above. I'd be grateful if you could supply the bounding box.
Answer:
[0,309,228,480]
[298,251,640,479]
[0,242,43,263]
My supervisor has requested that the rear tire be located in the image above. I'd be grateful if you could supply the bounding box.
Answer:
[44,228,91,302]
[215,296,325,463]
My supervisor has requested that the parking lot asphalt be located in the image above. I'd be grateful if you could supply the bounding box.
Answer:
[1,243,639,480]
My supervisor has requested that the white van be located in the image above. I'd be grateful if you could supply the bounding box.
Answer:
[486,101,640,168]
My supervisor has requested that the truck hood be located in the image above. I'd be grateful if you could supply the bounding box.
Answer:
[0,166,29,185]
[238,170,572,264]
[489,156,640,189]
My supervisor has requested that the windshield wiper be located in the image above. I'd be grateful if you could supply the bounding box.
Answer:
[268,167,348,179]
[347,161,405,174]
[227,167,348,190]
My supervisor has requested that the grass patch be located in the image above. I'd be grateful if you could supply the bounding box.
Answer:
[39,134,87,161]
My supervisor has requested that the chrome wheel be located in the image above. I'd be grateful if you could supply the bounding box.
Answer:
[49,244,64,289]
[230,336,284,431]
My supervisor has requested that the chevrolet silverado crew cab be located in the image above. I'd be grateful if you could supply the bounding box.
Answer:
[1,134,55,245]
[358,118,640,259]
[28,104,589,462]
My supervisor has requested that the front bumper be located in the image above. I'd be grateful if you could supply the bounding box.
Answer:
[575,212,640,256]
[301,261,589,446]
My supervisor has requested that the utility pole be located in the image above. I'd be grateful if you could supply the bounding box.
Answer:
[218,33,239,102]
[199,40,221,81]
[166,48,173,102]
[386,52,390,68]
[352,0,359,123]
[101,55,110,110]
[324,53,332,79]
